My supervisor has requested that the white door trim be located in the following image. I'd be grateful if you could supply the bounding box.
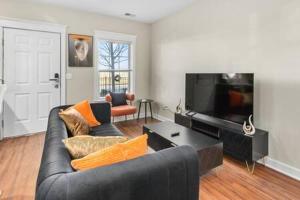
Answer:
[0,18,67,140]
[0,17,67,105]
[0,26,3,140]
[93,30,136,101]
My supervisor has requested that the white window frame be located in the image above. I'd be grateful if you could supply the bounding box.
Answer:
[93,30,136,100]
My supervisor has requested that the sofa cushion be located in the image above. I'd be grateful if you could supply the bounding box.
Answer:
[110,92,127,107]
[90,123,123,136]
[111,105,137,116]
[62,135,128,159]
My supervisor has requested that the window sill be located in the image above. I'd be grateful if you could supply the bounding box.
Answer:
[93,97,106,102]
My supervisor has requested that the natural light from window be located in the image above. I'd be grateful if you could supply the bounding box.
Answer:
[96,40,132,97]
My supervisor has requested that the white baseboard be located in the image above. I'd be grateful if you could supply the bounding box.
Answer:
[112,113,173,123]
[258,157,300,181]
[112,113,142,123]
[112,112,155,123]
[153,113,174,122]
[155,113,300,181]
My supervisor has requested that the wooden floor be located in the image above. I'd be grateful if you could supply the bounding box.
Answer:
[0,118,300,200]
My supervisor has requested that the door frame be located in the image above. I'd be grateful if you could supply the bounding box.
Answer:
[0,17,67,139]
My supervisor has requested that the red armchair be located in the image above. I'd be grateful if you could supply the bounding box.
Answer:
[105,93,137,122]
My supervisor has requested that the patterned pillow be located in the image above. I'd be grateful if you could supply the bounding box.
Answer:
[62,135,128,159]
[59,108,90,136]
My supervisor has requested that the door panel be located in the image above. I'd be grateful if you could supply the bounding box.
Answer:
[38,52,52,84]
[37,92,52,119]
[4,28,61,137]
[15,52,31,84]
[15,93,30,122]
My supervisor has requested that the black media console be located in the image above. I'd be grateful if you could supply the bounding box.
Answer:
[175,112,268,164]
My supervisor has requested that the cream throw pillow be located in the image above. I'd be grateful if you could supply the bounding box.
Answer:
[62,135,128,159]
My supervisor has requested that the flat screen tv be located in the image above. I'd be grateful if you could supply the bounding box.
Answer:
[185,73,254,124]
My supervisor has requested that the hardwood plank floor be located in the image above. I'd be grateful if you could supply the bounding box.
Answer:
[0,133,44,200]
[116,119,300,200]
[0,118,299,200]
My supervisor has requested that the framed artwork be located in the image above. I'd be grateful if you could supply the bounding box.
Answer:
[68,34,93,67]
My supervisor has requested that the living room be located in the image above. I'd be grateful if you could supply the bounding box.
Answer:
[0,0,299,199]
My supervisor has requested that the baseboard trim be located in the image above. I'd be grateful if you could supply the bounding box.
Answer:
[112,113,151,123]
[155,113,300,181]
[153,114,174,122]
[258,157,300,181]
[112,113,174,123]
[2,131,44,140]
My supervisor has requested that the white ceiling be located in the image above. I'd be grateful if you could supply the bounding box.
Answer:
[20,0,197,23]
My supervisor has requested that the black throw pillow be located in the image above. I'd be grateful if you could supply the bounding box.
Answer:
[110,92,127,107]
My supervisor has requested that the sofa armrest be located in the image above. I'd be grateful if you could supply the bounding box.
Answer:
[105,94,112,102]
[126,93,135,101]
[36,145,199,200]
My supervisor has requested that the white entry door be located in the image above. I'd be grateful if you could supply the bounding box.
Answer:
[3,28,61,137]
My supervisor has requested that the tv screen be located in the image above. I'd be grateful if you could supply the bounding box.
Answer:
[185,73,254,124]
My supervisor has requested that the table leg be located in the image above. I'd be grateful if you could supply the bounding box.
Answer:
[137,102,141,120]
[149,102,153,119]
[245,160,256,174]
[145,103,147,123]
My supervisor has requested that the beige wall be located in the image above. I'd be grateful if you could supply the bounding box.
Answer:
[0,0,151,104]
[1,0,299,171]
[151,0,300,169]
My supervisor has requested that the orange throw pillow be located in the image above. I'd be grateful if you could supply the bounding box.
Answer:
[71,134,148,171]
[73,100,100,127]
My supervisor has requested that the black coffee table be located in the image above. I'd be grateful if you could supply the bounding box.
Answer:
[143,121,223,176]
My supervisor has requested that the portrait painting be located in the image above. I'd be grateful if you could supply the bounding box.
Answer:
[68,34,93,67]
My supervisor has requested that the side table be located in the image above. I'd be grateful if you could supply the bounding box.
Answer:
[137,99,154,123]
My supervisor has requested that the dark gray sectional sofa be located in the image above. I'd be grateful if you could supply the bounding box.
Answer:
[36,102,200,200]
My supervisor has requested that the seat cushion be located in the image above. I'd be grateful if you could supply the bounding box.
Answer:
[111,105,137,117]
[90,123,123,136]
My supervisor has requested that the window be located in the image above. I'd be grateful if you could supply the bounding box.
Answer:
[94,31,135,99]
